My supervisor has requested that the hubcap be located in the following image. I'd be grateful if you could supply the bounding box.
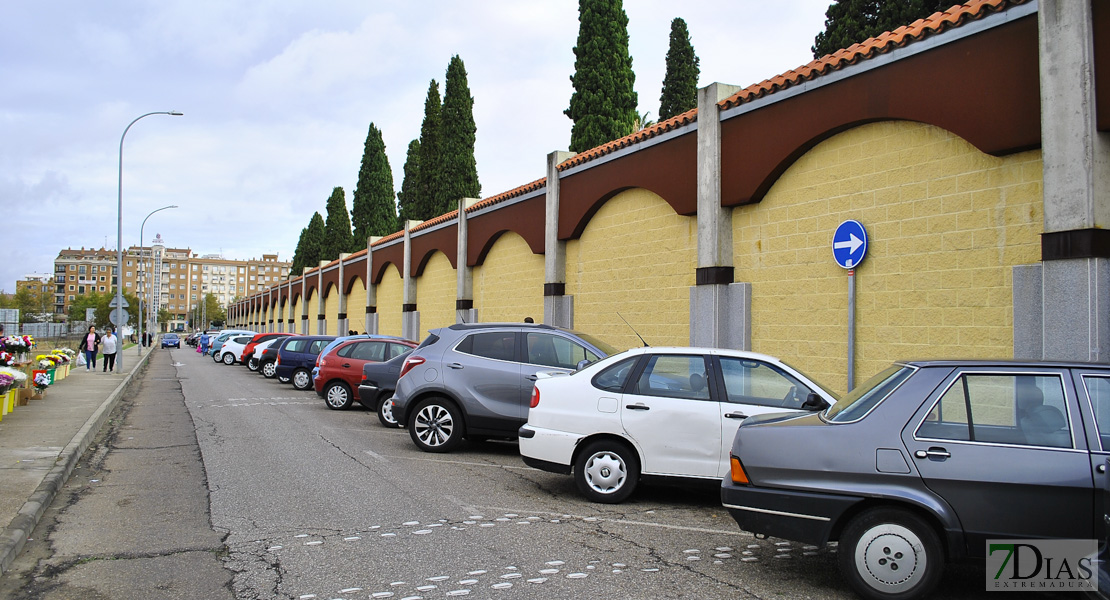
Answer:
[262,362,275,377]
[855,524,926,593]
[223,353,234,364]
[584,451,627,494]
[414,405,453,447]
[326,386,348,407]
[294,372,309,388]
[248,359,258,370]
[381,400,397,425]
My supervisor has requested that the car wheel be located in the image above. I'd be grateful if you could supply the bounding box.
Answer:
[222,352,235,365]
[247,357,259,371]
[212,351,220,362]
[574,440,640,503]
[261,361,277,378]
[409,397,463,453]
[839,508,943,600]
[324,382,353,409]
[377,397,401,428]
[292,368,312,390]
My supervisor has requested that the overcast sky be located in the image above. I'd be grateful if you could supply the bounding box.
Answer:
[1,1,831,293]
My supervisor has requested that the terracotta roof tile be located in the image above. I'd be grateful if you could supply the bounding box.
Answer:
[465,177,547,214]
[411,210,458,233]
[718,0,1026,110]
[557,108,698,171]
[370,231,404,247]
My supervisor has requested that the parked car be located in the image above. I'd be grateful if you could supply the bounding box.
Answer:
[215,334,256,365]
[721,360,1110,600]
[208,330,256,358]
[314,336,418,410]
[274,335,336,390]
[185,332,200,347]
[160,333,181,349]
[392,323,617,453]
[359,350,415,427]
[519,347,836,503]
[242,333,294,371]
[258,337,294,382]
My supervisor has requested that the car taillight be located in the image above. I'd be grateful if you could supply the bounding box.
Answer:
[530,386,540,408]
[275,356,280,366]
[399,356,425,379]
[317,356,326,367]
[730,454,750,485]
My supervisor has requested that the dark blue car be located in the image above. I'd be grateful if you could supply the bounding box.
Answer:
[274,336,335,391]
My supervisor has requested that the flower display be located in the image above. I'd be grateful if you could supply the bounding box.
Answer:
[33,372,50,390]
[50,350,71,364]
[0,373,13,392]
[0,367,28,385]
[36,354,61,369]
[1,335,35,355]
[0,351,13,367]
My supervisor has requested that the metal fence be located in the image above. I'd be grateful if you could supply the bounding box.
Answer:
[3,322,87,341]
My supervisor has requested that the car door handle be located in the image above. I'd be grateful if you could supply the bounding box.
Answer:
[724,412,748,420]
[447,363,463,369]
[526,374,538,381]
[626,404,650,411]
[342,363,351,368]
[914,448,951,460]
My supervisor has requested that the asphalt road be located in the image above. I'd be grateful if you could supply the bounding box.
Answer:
[2,346,1065,599]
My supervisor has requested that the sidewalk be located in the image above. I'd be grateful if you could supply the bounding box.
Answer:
[0,345,155,574]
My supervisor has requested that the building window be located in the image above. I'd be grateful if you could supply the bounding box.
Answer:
[68,285,74,291]
[69,265,76,271]
[78,266,86,274]
[127,260,133,267]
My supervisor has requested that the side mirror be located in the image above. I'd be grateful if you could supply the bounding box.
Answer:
[801,393,830,412]
[576,359,591,372]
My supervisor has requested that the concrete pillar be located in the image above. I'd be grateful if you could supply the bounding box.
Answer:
[543,150,576,327]
[456,198,480,323]
[690,82,750,350]
[267,287,274,333]
[366,237,380,334]
[401,221,421,341]
[301,269,310,335]
[337,253,350,335]
[1018,0,1110,362]
[316,261,327,335]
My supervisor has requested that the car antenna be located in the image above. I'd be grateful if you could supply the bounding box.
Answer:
[617,313,649,347]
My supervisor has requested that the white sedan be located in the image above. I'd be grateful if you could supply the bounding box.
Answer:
[518,346,838,503]
[214,334,256,365]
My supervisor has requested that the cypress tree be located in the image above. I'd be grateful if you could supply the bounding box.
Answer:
[440,55,481,214]
[397,139,421,224]
[302,212,326,271]
[812,0,946,58]
[565,0,638,153]
[321,187,354,261]
[351,123,398,246]
[658,17,700,120]
[290,223,309,274]
[414,80,443,221]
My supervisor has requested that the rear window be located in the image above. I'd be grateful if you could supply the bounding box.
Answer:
[825,365,915,422]
[456,331,517,362]
[283,339,307,353]
[416,333,440,350]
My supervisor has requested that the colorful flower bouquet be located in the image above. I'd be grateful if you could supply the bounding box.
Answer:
[0,373,13,394]
[0,367,27,387]
[36,354,61,369]
[1,335,35,355]
[0,351,13,367]
[33,371,50,391]
[50,350,72,364]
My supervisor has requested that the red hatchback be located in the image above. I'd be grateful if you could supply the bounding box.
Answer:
[314,337,417,409]
[242,333,295,371]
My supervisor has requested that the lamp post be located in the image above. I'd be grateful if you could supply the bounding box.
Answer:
[137,204,177,356]
[115,110,182,371]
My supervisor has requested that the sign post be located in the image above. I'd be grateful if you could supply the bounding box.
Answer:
[832,220,868,391]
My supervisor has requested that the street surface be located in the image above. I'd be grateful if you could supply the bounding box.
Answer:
[2,347,1062,599]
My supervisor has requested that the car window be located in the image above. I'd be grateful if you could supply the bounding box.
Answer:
[632,355,710,401]
[1083,376,1110,451]
[456,332,516,362]
[826,365,914,422]
[525,333,599,369]
[388,343,409,359]
[351,342,386,361]
[308,340,328,355]
[336,342,356,358]
[234,336,252,344]
[593,357,639,393]
[719,357,816,409]
[284,339,306,353]
[918,373,1071,448]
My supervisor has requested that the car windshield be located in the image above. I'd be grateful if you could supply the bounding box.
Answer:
[566,331,618,358]
[776,358,840,402]
[824,364,915,423]
[165,334,178,339]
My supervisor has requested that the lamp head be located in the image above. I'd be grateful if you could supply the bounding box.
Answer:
[168,111,183,116]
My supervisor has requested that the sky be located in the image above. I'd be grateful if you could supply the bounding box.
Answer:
[1,1,831,294]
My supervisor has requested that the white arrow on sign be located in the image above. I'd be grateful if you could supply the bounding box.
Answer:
[833,233,864,254]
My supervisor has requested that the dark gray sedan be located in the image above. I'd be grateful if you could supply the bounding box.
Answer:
[722,360,1110,600]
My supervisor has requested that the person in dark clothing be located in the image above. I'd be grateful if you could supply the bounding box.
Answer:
[78,325,101,371]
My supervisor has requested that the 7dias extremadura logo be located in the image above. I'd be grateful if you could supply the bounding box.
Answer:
[987,540,1096,591]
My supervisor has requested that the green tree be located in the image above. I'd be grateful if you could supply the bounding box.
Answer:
[14,286,52,322]
[302,212,327,270]
[440,55,481,213]
[415,80,444,220]
[321,187,354,261]
[397,138,421,224]
[565,0,638,153]
[202,293,226,328]
[812,0,947,58]
[69,290,139,329]
[658,17,700,120]
[290,224,310,275]
[350,123,398,246]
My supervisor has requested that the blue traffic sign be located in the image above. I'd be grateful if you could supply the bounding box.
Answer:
[832,220,868,269]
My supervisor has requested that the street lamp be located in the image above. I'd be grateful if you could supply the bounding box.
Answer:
[137,204,177,356]
[115,110,183,370]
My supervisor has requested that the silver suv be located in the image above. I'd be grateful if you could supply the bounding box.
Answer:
[392,323,616,453]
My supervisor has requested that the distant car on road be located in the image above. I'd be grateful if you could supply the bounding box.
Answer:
[722,359,1110,600]
[160,333,181,349]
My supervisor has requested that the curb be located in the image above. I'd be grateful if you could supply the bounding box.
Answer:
[0,347,154,574]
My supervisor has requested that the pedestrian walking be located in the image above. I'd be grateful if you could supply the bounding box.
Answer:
[78,325,101,371]
[198,331,210,355]
[101,327,118,373]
